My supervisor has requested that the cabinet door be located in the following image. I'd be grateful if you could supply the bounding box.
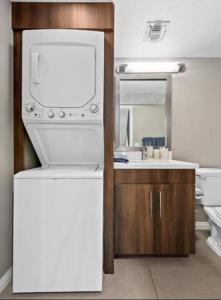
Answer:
[154,184,195,256]
[115,184,154,256]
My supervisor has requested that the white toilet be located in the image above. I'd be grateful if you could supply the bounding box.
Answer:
[196,168,221,256]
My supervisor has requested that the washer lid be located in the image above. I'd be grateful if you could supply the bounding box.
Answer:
[25,123,103,166]
[15,166,103,179]
[196,168,221,177]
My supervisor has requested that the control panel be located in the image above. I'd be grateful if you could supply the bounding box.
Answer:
[23,101,103,122]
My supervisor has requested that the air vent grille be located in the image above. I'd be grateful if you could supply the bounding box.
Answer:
[145,20,170,42]
[151,24,162,32]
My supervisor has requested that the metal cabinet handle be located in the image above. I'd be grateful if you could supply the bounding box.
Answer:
[159,191,162,218]
[149,191,153,218]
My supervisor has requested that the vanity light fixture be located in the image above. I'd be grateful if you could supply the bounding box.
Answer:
[116,62,185,74]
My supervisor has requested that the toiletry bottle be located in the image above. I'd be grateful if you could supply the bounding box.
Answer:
[154,148,160,159]
[168,150,172,160]
[142,146,148,160]
[160,146,165,159]
[147,143,154,159]
[164,148,169,160]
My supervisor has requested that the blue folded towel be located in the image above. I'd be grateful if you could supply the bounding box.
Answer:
[142,137,165,147]
[114,154,129,163]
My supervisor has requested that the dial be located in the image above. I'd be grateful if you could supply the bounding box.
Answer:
[58,111,65,118]
[48,111,54,118]
[89,104,99,113]
[25,103,35,113]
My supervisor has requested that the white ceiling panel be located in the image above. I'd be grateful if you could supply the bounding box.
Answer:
[12,0,221,57]
[114,0,221,58]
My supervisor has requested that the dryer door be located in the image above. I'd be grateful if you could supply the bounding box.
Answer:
[23,30,104,109]
[25,123,103,166]
[30,44,96,108]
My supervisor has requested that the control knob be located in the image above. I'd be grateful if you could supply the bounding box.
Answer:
[89,104,99,113]
[48,111,54,118]
[25,103,35,113]
[58,111,65,118]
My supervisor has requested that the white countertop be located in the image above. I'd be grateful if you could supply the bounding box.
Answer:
[114,160,199,169]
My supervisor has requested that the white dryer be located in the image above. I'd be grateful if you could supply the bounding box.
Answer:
[13,30,104,293]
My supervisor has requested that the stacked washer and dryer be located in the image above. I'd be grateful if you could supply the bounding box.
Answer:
[13,30,104,293]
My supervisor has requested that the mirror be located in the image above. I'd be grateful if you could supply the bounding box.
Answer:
[115,75,171,150]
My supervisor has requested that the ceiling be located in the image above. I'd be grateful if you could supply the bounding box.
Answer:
[114,0,221,58]
[12,0,221,58]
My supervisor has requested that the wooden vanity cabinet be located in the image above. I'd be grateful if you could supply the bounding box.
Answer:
[114,169,195,257]
[154,184,194,255]
[115,184,154,255]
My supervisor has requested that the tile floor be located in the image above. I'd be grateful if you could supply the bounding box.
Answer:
[1,231,221,299]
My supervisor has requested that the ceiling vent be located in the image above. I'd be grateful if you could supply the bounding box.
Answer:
[145,20,170,42]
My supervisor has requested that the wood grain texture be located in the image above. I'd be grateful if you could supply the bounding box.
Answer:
[188,184,196,254]
[12,2,114,273]
[115,184,154,256]
[114,169,195,257]
[13,31,25,173]
[154,184,195,256]
[103,31,114,273]
[115,169,195,184]
[12,2,114,30]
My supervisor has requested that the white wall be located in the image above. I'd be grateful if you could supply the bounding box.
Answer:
[133,105,165,144]
[172,59,221,168]
[0,0,13,278]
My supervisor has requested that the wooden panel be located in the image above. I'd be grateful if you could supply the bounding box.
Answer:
[115,184,154,256]
[154,184,195,256]
[14,30,25,173]
[188,184,196,254]
[115,169,195,184]
[12,2,114,273]
[12,3,114,30]
[103,31,114,273]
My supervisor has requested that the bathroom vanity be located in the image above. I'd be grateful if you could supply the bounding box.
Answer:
[113,72,199,267]
[114,160,199,257]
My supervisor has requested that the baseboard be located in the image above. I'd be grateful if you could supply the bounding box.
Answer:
[0,267,12,294]
[196,221,210,231]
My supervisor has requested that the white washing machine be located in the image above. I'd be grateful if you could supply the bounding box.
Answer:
[13,30,104,293]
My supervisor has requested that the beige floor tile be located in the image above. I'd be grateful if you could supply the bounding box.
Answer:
[97,259,157,299]
[141,256,182,267]
[179,231,221,266]
[2,231,221,300]
[150,264,221,299]
[0,259,157,300]
[116,255,182,267]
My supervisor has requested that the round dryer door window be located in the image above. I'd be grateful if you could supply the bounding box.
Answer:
[29,43,96,108]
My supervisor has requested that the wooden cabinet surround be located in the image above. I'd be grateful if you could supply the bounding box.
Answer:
[114,169,195,256]
[12,2,114,274]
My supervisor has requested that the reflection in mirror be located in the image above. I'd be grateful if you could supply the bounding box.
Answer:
[116,77,171,150]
